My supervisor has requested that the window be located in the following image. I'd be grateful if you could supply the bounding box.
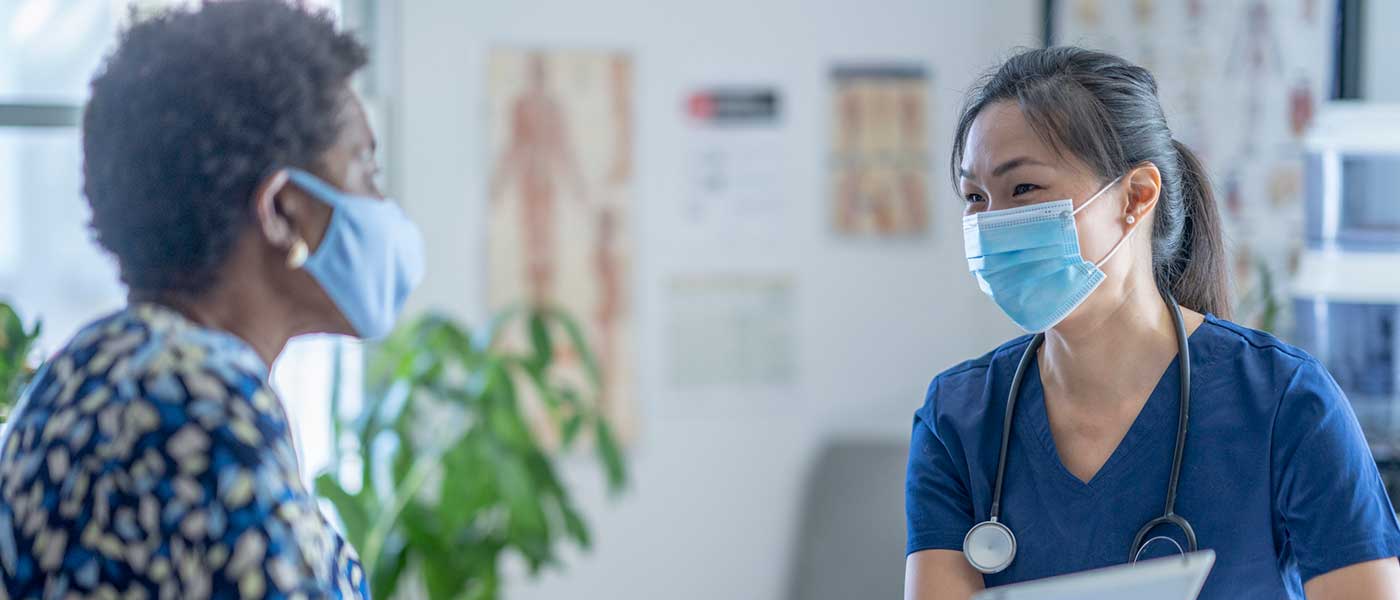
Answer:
[0,127,124,350]
[2,0,352,484]
[0,0,127,353]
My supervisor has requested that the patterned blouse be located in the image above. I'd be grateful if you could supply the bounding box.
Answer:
[0,304,368,599]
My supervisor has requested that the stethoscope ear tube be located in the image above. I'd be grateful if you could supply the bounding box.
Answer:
[1129,290,1198,561]
[962,334,1041,575]
[989,334,1044,521]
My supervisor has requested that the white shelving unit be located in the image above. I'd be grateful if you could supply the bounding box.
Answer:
[1293,103,1400,482]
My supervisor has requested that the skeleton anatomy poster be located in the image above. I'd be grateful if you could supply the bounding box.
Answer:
[486,49,636,442]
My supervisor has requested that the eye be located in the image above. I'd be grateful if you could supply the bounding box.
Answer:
[1013,183,1040,196]
[964,192,986,204]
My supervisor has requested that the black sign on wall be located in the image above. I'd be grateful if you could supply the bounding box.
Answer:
[687,89,781,125]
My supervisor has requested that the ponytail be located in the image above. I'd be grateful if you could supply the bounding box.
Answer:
[1162,140,1230,318]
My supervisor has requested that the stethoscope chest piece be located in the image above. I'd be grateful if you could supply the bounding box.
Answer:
[964,519,1016,574]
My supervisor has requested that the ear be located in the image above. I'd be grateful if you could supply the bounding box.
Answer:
[252,169,297,248]
[1124,162,1163,225]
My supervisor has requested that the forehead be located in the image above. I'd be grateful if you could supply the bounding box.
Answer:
[960,101,1059,172]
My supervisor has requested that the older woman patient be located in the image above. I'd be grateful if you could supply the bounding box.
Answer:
[0,1,423,597]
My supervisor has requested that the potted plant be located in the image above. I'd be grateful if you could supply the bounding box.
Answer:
[315,306,626,600]
[0,301,41,420]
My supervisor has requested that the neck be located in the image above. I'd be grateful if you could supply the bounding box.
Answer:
[1039,275,1180,408]
[131,274,298,369]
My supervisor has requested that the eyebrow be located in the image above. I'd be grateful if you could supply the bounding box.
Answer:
[959,156,1049,181]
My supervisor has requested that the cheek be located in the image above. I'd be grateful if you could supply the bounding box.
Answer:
[1073,214,1121,261]
[341,161,374,194]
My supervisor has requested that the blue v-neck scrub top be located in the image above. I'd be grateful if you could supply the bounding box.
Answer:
[906,315,1400,598]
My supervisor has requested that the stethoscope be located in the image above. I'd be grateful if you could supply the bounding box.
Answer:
[962,290,1198,574]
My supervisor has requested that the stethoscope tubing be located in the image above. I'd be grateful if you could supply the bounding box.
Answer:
[969,289,1197,574]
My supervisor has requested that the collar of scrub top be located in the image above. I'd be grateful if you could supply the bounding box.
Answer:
[961,289,1198,575]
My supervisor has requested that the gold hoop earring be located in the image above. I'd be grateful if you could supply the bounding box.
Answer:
[287,238,309,269]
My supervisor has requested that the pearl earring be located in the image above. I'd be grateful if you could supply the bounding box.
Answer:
[1125,215,1137,225]
[287,238,309,269]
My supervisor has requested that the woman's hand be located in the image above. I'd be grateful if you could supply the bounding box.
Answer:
[905,549,984,600]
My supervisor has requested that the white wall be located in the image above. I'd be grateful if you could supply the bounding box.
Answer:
[393,1,1036,598]
[1364,0,1400,102]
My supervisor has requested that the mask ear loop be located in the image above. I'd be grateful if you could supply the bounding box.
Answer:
[1066,174,1140,268]
[1070,174,1125,216]
[1093,221,1140,268]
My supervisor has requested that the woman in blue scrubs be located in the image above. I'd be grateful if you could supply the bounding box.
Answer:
[904,47,1400,599]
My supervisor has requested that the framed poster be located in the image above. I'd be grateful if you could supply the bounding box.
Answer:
[486,49,636,441]
[829,64,931,238]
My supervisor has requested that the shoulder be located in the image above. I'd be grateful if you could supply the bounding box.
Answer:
[1195,315,1348,430]
[930,334,1037,390]
[14,305,286,468]
[44,304,269,401]
[0,308,340,595]
[916,335,1036,426]
[1196,315,1315,368]
[1194,315,1328,396]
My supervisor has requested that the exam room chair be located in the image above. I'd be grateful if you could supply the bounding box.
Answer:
[785,438,909,600]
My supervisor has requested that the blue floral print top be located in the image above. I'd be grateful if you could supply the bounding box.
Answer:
[0,304,368,599]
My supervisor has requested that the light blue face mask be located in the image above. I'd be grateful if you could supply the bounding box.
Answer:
[962,175,1133,333]
[287,169,426,340]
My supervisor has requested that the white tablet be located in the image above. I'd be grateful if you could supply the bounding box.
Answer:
[972,551,1216,600]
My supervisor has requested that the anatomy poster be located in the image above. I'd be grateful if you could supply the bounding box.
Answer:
[1055,0,1331,331]
[829,64,931,237]
[486,49,636,442]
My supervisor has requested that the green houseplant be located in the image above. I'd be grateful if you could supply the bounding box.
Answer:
[315,306,626,600]
[0,301,42,420]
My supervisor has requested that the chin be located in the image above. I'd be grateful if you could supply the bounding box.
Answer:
[294,318,356,339]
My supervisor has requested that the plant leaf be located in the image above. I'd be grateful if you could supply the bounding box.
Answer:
[369,539,409,600]
[507,357,561,415]
[0,303,20,350]
[594,417,627,493]
[399,503,448,557]
[361,455,436,576]
[422,548,470,600]
[438,433,498,531]
[485,365,532,450]
[528,311,552,369]
[545,308,603,391]
[314,474,371,548]
[497,454,551,567]
[559,498,591,549]
[561,412,585,448]
[478,304,523,352]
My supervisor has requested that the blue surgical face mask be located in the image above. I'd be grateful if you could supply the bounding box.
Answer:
[286,168,426,340]
[962,175,1133,333]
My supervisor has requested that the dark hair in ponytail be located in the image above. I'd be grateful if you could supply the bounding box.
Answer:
[951,47,1231,317]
